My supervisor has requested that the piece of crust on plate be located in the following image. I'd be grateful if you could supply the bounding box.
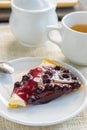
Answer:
[8,58,83,108]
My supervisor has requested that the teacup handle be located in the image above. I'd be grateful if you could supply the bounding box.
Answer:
[47,25,62,48]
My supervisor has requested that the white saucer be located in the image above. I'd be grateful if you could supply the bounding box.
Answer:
[0,57,87,126]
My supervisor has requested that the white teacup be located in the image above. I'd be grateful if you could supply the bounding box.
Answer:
[10,0,58,47]
[48,11,87,65]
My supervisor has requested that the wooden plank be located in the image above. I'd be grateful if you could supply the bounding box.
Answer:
[0,1,10,8]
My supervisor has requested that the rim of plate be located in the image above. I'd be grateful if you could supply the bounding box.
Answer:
[0,57,87,126]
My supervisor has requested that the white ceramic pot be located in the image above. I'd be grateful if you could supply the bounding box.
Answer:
[10,0,58,47]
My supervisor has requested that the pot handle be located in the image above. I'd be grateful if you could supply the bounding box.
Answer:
[47,25,62,48]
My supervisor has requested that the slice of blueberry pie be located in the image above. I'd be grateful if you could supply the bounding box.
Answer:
[8,59,83,108]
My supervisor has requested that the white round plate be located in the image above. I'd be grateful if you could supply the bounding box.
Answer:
[0,57,87,126]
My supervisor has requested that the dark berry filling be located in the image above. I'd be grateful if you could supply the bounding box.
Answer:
[14,81,21,88]
[62,73,70,78]
[34,86,44,94]
[62,84,72,94]
[45,70,53,78]
[72,82,81,89]
[22,74,31,82]
[63,69,70,73]
[45,84,54,91]
[42,74,51,84]
[29,95,40,104]
[54,66,61,70]
[13,64,82,105]
[71,74,77,80]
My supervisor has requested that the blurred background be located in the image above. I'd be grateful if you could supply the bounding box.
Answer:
[0,0,87,22]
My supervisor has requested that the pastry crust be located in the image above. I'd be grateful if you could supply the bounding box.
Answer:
[8,94,26,108]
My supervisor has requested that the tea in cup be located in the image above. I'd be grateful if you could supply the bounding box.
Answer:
[47,11,87,65]
[10,0,58,47]
[70,24,87,33]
